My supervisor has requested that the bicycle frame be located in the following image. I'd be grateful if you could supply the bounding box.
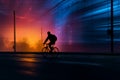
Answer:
[42,44,59,52]
[44,44,54,48]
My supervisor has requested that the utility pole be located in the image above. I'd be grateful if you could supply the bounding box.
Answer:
[13,10,16,53]
[110,0,114,53]
[41,27,42,41]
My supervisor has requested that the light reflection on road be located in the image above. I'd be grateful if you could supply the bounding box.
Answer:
[15,54,41,76]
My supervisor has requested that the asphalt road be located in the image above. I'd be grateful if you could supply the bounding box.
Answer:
[0,52,120,80]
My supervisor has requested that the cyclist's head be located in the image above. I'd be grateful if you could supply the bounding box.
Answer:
[47,31,51,35]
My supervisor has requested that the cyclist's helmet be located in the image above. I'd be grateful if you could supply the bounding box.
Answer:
[47,31,51,35]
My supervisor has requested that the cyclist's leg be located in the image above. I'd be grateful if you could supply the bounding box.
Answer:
[48,42,52,52]
[51,41,55,52]
[49,42,55,52]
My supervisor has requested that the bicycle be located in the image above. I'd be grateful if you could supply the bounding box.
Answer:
[42,43,59,57]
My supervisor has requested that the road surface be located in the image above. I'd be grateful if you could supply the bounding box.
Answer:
[0,52,120,80]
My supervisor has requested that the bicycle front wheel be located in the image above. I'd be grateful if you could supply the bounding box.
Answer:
[53,47,59,52]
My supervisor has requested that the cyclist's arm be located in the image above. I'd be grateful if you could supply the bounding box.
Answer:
[43,36,49,44]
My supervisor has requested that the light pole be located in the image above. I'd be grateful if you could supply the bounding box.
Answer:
[13,10,16,53]
[110,0,114,53]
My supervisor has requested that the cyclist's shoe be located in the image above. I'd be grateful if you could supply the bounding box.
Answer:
[49,47,54,53]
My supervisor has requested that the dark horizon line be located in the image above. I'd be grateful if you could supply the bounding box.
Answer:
[0,52,120,55]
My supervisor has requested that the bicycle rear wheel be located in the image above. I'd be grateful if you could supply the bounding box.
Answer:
[42,47,49,52]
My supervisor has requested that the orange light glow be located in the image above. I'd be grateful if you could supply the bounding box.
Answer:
[16,27,41,47]
[3,22,54,52]
[19,57,37,63]
[16,54,38,76]
[0,0,62,52]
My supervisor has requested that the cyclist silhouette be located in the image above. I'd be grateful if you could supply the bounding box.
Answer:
[43,31,57,52]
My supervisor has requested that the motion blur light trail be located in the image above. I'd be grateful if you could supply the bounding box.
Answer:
[0,0,120,53]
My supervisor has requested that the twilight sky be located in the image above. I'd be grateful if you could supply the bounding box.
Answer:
[0,0,120,53]
[0,0,83,52]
